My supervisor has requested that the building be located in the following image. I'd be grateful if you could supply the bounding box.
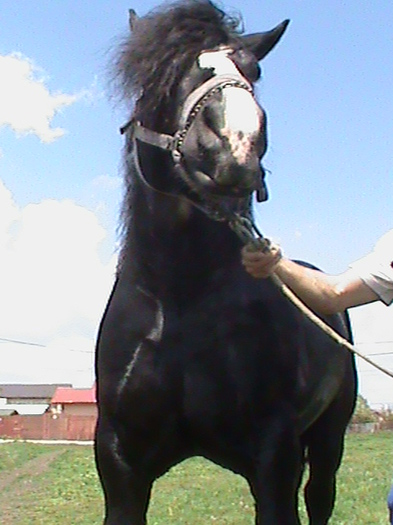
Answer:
[0,384,97,441]
[0,383,72,415]
[50,384,97,417]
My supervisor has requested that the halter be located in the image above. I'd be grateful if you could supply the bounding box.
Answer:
[120,71,253,165]
[120,67,266,241]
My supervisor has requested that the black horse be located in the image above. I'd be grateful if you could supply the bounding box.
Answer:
[95,2,357,523]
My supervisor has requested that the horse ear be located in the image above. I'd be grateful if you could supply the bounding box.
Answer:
[129,9,138,31]
[242,20,290,61]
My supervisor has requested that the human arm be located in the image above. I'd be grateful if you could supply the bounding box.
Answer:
[241,245,379,315]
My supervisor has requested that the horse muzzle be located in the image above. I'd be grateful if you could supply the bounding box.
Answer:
[180,138,268,200]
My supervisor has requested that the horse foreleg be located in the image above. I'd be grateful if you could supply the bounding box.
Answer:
[95,419,153,525]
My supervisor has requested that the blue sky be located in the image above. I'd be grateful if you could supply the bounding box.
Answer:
[0,0,392,407]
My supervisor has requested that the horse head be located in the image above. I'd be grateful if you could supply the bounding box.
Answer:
[120,3,289,217]
[174,21,289,203]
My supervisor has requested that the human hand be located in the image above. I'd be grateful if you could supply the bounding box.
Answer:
[241,241,282,278]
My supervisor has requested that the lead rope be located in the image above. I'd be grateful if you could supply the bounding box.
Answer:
[229,214,393,379]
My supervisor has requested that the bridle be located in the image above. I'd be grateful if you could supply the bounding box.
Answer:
[120,65,264,240]
[120,70,253,165]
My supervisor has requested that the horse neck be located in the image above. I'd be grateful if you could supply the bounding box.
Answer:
[123,181,244,303]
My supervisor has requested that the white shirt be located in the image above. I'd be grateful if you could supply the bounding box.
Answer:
[350,230,393,306]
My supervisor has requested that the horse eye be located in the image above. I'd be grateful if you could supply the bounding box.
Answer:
[252,63,262,82]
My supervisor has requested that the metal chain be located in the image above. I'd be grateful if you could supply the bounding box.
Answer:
[174,80,253,158]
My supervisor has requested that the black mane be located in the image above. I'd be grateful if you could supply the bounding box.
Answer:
[112,0,243,115]
[113,0,246,263]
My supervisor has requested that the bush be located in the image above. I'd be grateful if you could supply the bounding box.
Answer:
[351,395,379,424]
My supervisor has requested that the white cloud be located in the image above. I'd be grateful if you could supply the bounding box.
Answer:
[0,53,77,143]
[0,181,19,246]
[77,75,105,106]
[0,179,116,386]
[350,303,393,345]
[349,303,393,408]
[92,174,122,190]
[0,337,95,387]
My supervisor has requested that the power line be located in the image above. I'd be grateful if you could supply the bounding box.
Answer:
[365,351,393,357]
[357,340,393,345]
[1,336,392,357]
[0,337,94,353]
[0,337,45,348]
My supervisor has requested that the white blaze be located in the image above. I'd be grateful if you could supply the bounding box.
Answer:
[198,48,241,76]
[198,49,261,164]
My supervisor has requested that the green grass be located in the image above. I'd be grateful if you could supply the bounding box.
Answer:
[330,433,393,524]
[0,441,50,473]
[148,458,254,524]
[0,433,391,524]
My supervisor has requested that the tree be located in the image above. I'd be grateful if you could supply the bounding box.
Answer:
[351,395,378,424]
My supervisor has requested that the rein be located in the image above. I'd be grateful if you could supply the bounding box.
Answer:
[235,215,393,380]
[120,65,393,379]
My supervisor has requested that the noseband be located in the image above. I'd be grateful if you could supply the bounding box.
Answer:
[120,70,253,165]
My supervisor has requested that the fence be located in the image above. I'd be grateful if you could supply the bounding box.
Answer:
[2,413,392,440]
[0,413,97,441]
[348,420,393,433]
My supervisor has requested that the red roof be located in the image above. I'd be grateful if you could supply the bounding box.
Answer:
[51,385,96,404]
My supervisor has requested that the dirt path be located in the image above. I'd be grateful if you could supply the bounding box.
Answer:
[0,447,65,524]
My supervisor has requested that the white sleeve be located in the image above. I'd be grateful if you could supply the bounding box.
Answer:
[349,230,393,306]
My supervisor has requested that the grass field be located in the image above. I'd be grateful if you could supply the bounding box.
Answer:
[0,432,391,524]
